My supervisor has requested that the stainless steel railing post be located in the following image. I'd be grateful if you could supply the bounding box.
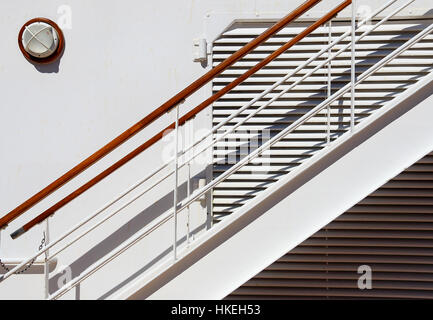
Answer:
[327,20,333,145]
[351,0,357,132]
[44,218,50,298]
[173,103,181,261]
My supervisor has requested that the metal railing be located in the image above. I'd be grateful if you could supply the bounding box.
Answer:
[0,0,323,234]
[1,0,431,300]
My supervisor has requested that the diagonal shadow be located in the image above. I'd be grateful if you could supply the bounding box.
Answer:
[212,21,433,217]
[48,168,208,295]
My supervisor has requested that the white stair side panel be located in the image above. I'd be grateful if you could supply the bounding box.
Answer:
[115,69,433,300]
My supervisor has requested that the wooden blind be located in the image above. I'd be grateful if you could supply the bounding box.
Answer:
[227,152,433,299]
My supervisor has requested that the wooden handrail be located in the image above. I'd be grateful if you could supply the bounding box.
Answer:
[0,0,321,232]
[9,0,351,239]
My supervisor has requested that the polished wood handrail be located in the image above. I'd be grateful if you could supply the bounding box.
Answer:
[0,0,321,232]
[10,0,352,239]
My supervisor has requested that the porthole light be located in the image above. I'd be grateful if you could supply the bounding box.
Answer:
[18,18,65,64]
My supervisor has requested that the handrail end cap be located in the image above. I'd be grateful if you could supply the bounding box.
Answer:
[10,227,25,240]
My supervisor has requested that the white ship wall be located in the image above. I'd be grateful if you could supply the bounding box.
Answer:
[0,0,431,299]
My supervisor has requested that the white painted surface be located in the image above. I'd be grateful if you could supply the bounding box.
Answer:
[122,70,433,300]
[0,0,432,299]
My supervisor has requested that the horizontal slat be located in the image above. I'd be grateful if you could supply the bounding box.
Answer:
[213,74,423,84]
[214,156,309,163]
[229,288,433,299]
[358,197,433,206]
[219,65,430,76]
[213,108,378,117]
[265,262,433,273]
[212,82,414,92]
[213,58,433,70]
[215,141,325,150]
[239,278,433,290]
[335,213,433,223]
[347,206,433,214]
[325,221,433,230]
[291,245,433,255]
[213,115,369,126]
[213,125,357,133]
[214,90,403,98]
[391,172,433,180]
[221,24,427,36]
[254,270,433,281]
[311,230,433,239]
[213,100,386,107]
[302,238,433,248]
[214,33,433,44]
[213,42,433,55]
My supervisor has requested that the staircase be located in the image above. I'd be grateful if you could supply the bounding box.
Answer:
[1,0,433,300]
[126,69,433,299]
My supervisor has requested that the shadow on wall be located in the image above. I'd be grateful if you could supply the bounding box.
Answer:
[45,19,433,298]
[48,169,209,298]
[424,9,433,16]
[97,218,206,300]
[212,22,433,217]
[27,42,65,73]
[135,68,433,300]
[33,59,61,73]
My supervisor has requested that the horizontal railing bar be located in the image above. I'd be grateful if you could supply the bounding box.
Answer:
[0,0,322,231]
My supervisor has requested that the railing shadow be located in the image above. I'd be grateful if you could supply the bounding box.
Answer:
[212,21,433,216]
[49,20,433,298]
[48,168,209,296]
[96,221,206,300]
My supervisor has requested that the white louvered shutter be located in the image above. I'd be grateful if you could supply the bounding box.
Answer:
[212,19,433,222]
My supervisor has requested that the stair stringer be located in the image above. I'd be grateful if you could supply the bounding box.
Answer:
[115,71,433,300]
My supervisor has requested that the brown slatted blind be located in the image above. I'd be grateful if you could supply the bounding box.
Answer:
[226,152,433,299]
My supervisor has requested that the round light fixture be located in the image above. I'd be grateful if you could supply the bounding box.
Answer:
[18,18,65,64]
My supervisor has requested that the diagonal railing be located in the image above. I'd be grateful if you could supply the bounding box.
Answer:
[0,0,323,234]
[2,0,432,300]
[9,0,350,240]
[48,0,431,299]
[0,0,347,281]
